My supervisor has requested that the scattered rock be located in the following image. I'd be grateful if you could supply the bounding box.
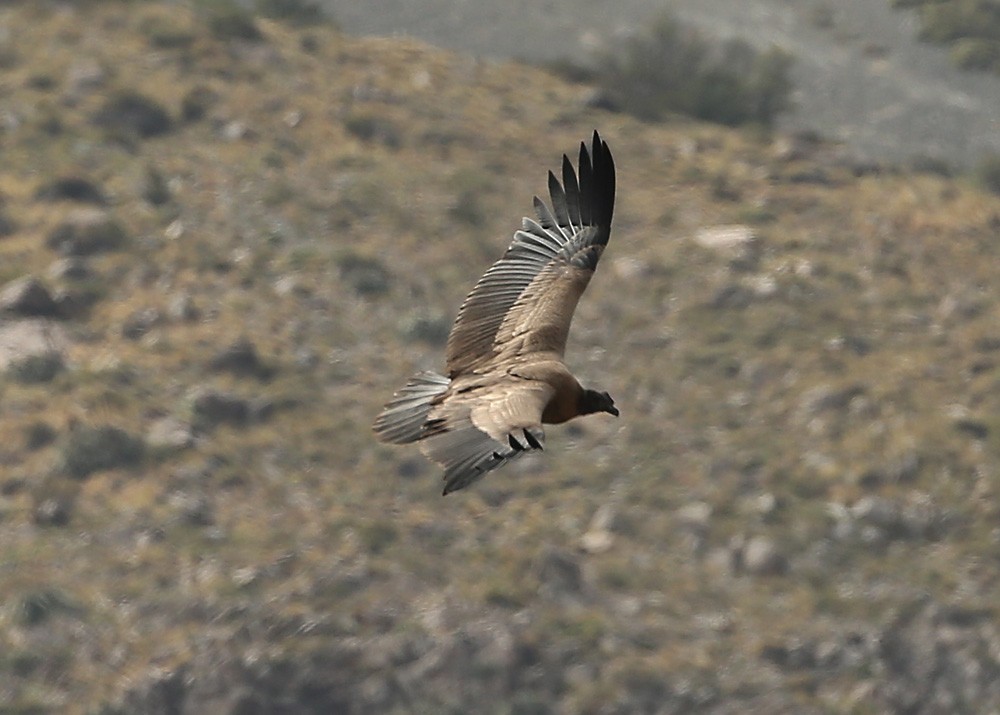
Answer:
[47,208,127,255]
[580,503,618,554]
[121,307,162,340]
[220,119,251,142]
[166,292,199,321]
[272,274,304,297]
[66,57,107,96]
[874,599,1000,713]
[147,417,194,451]
[52,286,97,318]
[740,536,788,576]
[846,493,950,543]
[164,220,185,241]
[0,319,69,370]
[709,282,754,310]
[35,176,107,205]
[797,383,867,418]
[611,256,651,282]
[694,224,758,261]
[34,496,72,527]
[677,501,713,530]
[0,276,59,317]
[48,257,92,281]
[772,132,821,162]
[168,491,214,526]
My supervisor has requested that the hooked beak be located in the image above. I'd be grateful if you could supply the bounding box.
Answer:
[607,405,620,417]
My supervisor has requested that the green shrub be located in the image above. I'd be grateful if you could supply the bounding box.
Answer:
[974,153,1000,195]
[9,352,64,384]
[200,0,263,41]
[343,112,402,149]
[895,0,1000,72]
[91,90,173,138]
[61,425,145,479]
[592,13,795,127]
[16,589,77,626]
[950,37,1000,71]
[255,0,328,26]
[919,1,1000,45]
[140,16,196,49]
[337,252,391,296]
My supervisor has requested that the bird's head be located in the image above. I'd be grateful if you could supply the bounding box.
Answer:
[582,389,619,417]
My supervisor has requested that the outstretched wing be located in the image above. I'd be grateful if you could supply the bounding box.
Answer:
[420,379,553,494]
[445,131,616,377]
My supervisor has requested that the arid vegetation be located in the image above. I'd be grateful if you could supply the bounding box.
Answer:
[2,1,1000,712]
[892,0,1000,73]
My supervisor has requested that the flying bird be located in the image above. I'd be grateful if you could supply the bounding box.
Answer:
[373,131,618,494]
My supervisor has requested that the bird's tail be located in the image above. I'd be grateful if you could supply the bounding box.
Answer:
[372,371,450,444]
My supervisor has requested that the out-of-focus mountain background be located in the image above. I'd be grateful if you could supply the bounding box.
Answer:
[325,0,1000,168]
[3,0,1000,713]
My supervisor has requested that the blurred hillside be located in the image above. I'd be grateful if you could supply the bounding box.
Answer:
[2,1,1000,713]
[325,0,1000,168]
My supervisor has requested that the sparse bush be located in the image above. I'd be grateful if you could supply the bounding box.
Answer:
[24,422,57,451]
[446,167,495,227]
[140,16,196,49]
[359,520,397,554]
[47,208,127,255]
[35,176,107,205]
[181,85,218,122]
[9,352,64,384]
[16,589,76,626]
[950,37,1000,70]
[202,2,263,42]
[400,312,450,344]
[974,153,1000,195]
[91,90,173,138]
[918,0,1000,45]
[910,154,955,177]
[893,0,1000,73]
[810,3,835,29]
[61,425,145,479]
[343,112,402,149]
[591,13,795,127]
[338,252,391,296]
[449,187,487,227]
[255,0,327,26]
[143,165,171,205]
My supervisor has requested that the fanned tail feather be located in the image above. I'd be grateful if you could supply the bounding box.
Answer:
[372,371,450,444]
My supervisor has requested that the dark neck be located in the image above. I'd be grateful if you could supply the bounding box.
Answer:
[578,389,604,416]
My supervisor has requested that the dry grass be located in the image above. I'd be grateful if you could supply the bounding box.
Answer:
[2,1,1000,711]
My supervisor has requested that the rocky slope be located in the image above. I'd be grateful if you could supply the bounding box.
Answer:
[1,2,1000,713]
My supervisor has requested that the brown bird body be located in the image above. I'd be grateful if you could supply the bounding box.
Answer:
[373,132,618,494]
